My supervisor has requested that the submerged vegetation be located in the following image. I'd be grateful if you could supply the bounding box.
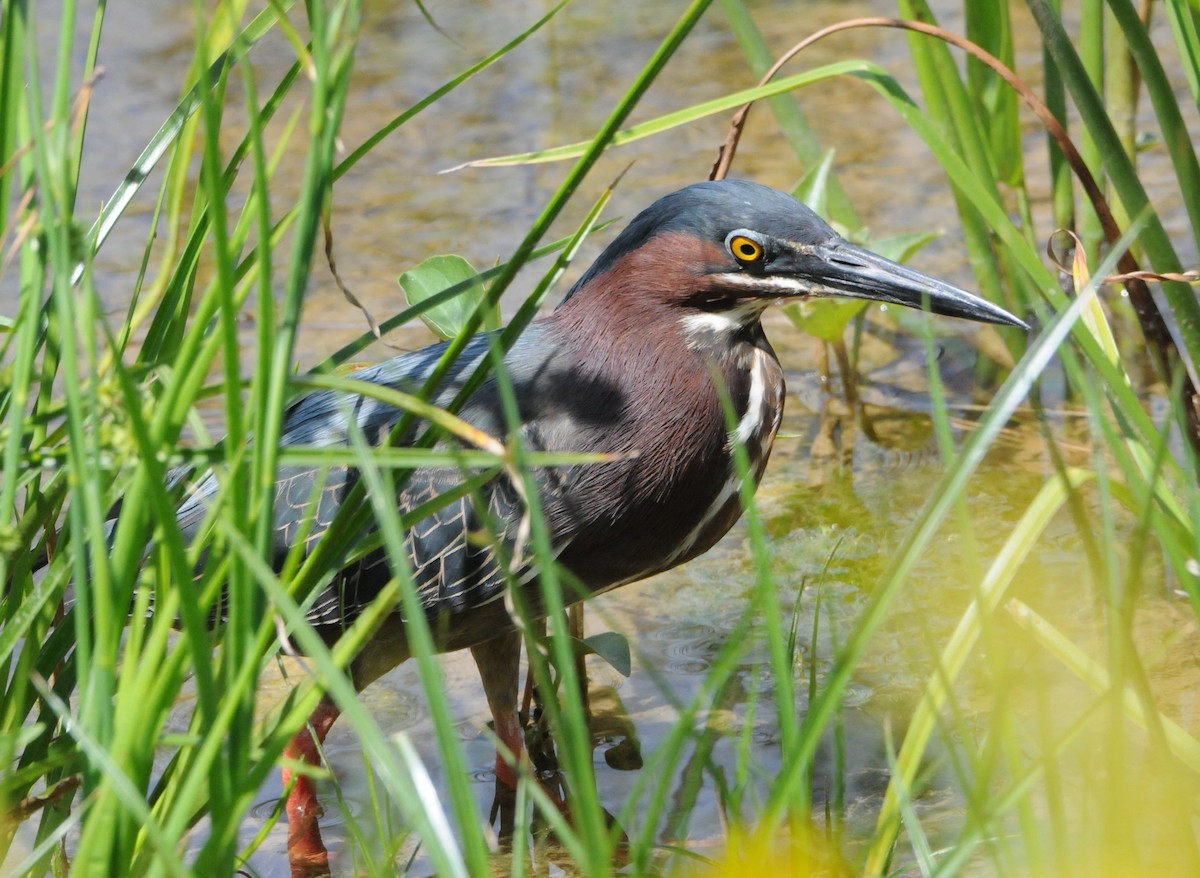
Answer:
[2,0,1199,876]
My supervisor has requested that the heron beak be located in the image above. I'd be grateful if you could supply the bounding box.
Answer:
[789,239,1028,329]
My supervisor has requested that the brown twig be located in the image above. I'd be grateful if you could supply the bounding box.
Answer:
[12,775,82,822]
[321,205,407,352]
[0,68,103,179]
[0,69,106,285]
[1047,233,1199,286]
[1104,270,1199,285]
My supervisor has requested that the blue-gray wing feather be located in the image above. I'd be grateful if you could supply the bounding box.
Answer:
[174,327,572,627]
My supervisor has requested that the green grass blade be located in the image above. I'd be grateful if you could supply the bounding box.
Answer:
[864,468,1095,874]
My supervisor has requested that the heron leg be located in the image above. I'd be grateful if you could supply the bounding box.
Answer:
[280,616,410,875]
[283,696,341,877]
[473,629,584,841]
[471,631,529,837]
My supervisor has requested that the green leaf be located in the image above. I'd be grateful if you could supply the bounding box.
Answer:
[570,631,632,678]
[447,60,875,170]
[782,299,867,343]
[792,149,836,221]
[398,254,496,340]
[867,230,941,265]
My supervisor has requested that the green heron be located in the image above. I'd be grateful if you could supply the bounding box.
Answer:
[172,179,1025,867]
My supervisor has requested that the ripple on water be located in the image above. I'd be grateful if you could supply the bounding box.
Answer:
[454,717,481,741]
[841,682,874,708]
[249,797,281,820]
[469,767,496,784]
[248,790,365,827]
[355,685,425,734]
[752,724,780,746]
[651,621,727,675]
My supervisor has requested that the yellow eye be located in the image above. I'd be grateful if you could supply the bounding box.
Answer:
[729,234,764,264]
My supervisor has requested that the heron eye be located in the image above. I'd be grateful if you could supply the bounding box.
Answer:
[728,234,764,264]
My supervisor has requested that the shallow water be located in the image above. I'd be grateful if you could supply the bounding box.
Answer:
[4,0,1199,876]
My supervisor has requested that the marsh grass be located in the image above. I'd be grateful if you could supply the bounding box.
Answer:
[3,0,1200,876]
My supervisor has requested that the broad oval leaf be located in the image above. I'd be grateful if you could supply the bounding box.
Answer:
[783,299,868,343]
[399,254,495,340]
[571,631,632,678]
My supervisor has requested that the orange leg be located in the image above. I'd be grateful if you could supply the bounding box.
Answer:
[471,632,524,836]
[282,697,341,877]
[472,632,575,838]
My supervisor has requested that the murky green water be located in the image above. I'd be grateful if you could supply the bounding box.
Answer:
[5,0,1199,875]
